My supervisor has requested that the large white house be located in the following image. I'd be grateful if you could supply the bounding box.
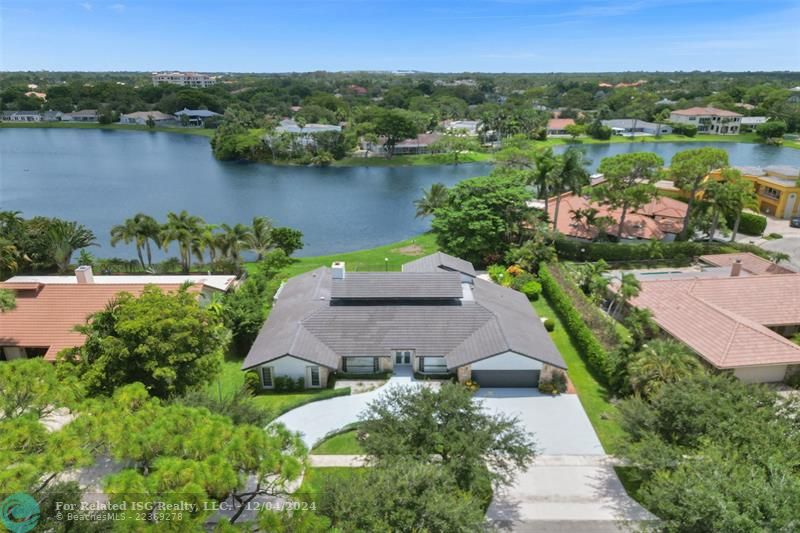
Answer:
[669,106,743,135]
[151,71,216,88]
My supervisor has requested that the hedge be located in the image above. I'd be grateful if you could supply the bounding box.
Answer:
[725,211,767,236]
[554,238,769,263]
[539,264,612,384]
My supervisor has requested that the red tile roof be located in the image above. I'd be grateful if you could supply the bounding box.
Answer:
[670,106,742,118]
[699,253,795,276]
[547,193,688,240]
[0,282,198,360]
[547,118,575,130]
[630,275,800,369]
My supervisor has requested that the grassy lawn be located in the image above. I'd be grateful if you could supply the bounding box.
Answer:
[334,151,491,167]
[250,232,440,278]
[536,132,766,148]
[312,429,364,455]
[0,121,215,137]
[532,297,626,453]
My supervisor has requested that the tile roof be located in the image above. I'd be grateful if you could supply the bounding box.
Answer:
[243,254,564,371]
[0,282,197,360]
[670,106,742,118]
[630,275,800,369]
[402,251,477,277]
[547,118,575,130]
[120,111,175,121]
[699,253,795,276]
[6,274,237,292]
[330,272,463,300]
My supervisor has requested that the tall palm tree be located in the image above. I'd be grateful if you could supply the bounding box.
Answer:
[198,225,220,265]
[161,211,205,273]
[110,217,147,269]
[608,272,640,316]
[135,213,161,268]
[219,223,252,263]
[47,220,97,273]
[247,216,274,260]
[414,183,449,218]
[627,339,702,398]
[550,147,590,234]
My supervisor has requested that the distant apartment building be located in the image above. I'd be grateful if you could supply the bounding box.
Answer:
[151,71,216,88]
[669,107,742,135]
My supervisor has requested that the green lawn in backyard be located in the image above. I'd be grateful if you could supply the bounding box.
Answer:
[249,232,440,278]
[0,121,215,137]
[531,297,625,453]
[312,430,364,455]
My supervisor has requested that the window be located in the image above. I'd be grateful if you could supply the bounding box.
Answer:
[309,367,321,387]
[260,366,274,388]
[762,186,781,200]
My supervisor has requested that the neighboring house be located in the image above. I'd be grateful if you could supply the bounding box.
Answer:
[655,97,676,106]
[270,119,342,147]
[152,71,216,88]
[441,119,480,136]
[707,165,800,219]
[698,253,795,276]
[242,253,566,389]
[788,87,800,104]
[42,110,63,122]
[362,133,443,156]
[347,84,368,95]
[602,119,672,136]
[119,111,177,126]
[62,109,99,122]
[2,110,42,122]
[546,118,575,136]
[546,192,688,241]
[629,272,800,383]
[0,266,237,361]
[669,107,743,135]
[174,108,221,126]
[739,116,768,132]
[25,91,47,100]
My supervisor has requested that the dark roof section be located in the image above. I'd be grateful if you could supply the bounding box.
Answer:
[402,251,477,277]
[330,272,463,300]
[242,255,565,372]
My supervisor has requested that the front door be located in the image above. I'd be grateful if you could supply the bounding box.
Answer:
[394,350,412,366]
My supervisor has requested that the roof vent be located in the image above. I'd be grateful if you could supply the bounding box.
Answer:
[332,261,346,280]
[75,265,94,284]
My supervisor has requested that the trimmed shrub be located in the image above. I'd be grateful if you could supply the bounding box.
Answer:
[670,122,697,137]
[544,318,555,332]
[273,375,298,392]
[244,371,261,393]
[539,264,613,384]
[487,264,507,284]
[521,280,542,301]
[726,211,767,236]
[554,238,769,263]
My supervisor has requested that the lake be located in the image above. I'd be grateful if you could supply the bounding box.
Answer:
[2,128,799,259]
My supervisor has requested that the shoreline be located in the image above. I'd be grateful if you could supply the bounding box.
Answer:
[0,121,214,138]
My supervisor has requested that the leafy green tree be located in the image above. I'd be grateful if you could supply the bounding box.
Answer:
[219,223,253,264]
[145,115,156,129]
[627,339,703,398]
[61,285,229,399]
[271,227,304,256]
[756,120,787,140]
[431,174,532,266]
[359,383,536,493]
[496,145,558,199]
[319,459,486,532]
[45,219,98,273]
[0,288,15,311]
[371,108,421,158]
[564,123,584,140]
[430,134,480,164]
[669,147,729,240]
[414,182,449,218]
[161,210,205,273]
[586,119,612,140]
[715,168,758,242]
[593,152,663,239]
[505,220,556,274]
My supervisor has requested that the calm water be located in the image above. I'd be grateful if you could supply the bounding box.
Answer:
[2,128,799,259]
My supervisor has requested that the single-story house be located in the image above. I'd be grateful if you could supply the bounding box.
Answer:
[629,272,800,383]
[546,192,688,241]
[362,133,443,156]
[739,116,768,132]
[119,111,177,126]
[242,253,566,389]
[174,107,221,126]
[601,119,672,136]
[0,266,237,362]
[441,119,480,136]
[42,110,63,121]
[2,110,42,122]
[698,252,794,276]
[546,118,575,136]
[62,109,99,122]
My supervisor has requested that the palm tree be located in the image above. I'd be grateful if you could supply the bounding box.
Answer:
[550,147,590,234]
[530,147,558,199]
[627,339,703,398]
[247,216,274,260]
[161,211,204,273]
[198,225,220,265]
[110,217,147,269]
[136,214,161,268]
[608,272,640,317]
[219,223,252,263]
[414,183,449,218]
[47,220,97,273]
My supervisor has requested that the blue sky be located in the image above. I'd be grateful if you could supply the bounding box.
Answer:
[1,0,798,72]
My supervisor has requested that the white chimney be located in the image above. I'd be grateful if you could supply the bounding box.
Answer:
[730,259,742,277]
[75,265,95,284]
[331,261,346,280]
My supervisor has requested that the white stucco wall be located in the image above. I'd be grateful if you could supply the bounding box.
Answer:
[733,365,787,383]
[259,356,325,387]
[470,351,543,371]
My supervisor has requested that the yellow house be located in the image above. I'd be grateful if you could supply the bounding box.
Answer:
[706,166,800,219]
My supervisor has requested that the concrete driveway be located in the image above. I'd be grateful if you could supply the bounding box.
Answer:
[477,389,653,531]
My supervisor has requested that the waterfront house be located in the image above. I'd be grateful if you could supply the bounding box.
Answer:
[361,133,443,156]
[242,253,565,389]
[2,110,42,122]
[668,107,743,135]
[42,110,63,122]
[601,119,672,136]
[62,109,99,122]
[739,116,768,132]
[119,111,177,126]
[174,108,221,127]
[546,118,575,136]
[709,165,800,219]
[441,119,480,136]
[0,266,237,361]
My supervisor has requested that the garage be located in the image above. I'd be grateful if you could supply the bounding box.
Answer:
[472,369,540,387]
[470,351,544,388]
